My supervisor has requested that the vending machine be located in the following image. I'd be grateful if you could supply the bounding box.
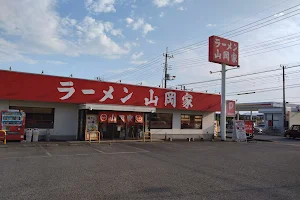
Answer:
[0,110,26,141]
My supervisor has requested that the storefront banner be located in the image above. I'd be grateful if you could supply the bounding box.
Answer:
[99,113,108,122]
[135,114,143,123]
[119,114,126,123]
[108,112,117,123]
[0,70,220,112]
[98,112,143,124]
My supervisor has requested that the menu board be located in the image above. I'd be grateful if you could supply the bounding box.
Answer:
[85,114,99,141]
[233,120,247,142]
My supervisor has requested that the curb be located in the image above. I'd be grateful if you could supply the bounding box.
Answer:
[253,139,274,142]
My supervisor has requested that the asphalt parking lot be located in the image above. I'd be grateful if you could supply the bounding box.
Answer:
[0,141,300,200]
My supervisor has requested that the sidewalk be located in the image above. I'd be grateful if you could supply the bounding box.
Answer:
[253,134,285,142]
[0,139,164,148]
[226,133,285,142]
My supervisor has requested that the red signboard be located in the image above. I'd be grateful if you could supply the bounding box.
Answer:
[245,121,254,134]
[209,36,239,66]
[99,112,143,124]
[226,100,236,117]
[0,70,221,112]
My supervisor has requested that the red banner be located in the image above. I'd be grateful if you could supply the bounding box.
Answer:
[0,70,220,112]
[226,100,236,117]
[209,36,239,66]
[245,121,254,134]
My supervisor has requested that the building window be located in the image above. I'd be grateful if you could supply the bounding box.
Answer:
[9,106,55,129]
[181,114,202,129]
[149,113,173,129]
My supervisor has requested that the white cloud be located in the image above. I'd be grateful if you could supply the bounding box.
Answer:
[85,0,116,13]
[143,23,155,35]
[0,0,129,63]
[0,38,37,64]
[131,52,144,60]
[109,67,135,73]
[178,6,186,11]
[126,17,155,35]
[132,18,145,30]
[274,12,284,17]
[45,60,67,65]
[126,17,134,24]
[152,0,184,7]
[159,12,165,18]
[130,60,147,65]
[153,0,170,7]
[131,52,146,65]
[147,39,155,44]
[206,23,216,27]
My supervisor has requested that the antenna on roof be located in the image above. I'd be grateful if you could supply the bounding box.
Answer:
[70,74,73,78]
[41,71,44,74]
[9,66,12,71]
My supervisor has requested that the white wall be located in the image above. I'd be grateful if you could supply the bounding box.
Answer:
[151,109,215,140]
[0,100,79,140]
[289,112,300,127]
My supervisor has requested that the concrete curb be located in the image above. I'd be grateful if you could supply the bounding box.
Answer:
[253,139,274,142]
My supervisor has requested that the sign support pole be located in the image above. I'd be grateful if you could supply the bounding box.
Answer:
[221,63,226,141]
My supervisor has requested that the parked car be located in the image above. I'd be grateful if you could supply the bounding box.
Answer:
[254,127,263,134]
[284,125,300,139]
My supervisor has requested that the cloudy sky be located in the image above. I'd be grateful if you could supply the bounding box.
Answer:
[1,0,300,103]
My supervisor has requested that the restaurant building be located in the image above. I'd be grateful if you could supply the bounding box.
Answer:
[0,70,221,141]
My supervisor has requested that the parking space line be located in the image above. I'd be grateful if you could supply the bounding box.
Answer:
[89,146,105,154]
[121,144,150,153]
[39,145,52,157]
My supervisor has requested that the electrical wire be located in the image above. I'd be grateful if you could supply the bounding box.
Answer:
[169,4,300,55]
[167,0,293,50]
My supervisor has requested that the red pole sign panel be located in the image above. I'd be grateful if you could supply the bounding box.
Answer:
[226,100,236,117]
[209,36,239,66]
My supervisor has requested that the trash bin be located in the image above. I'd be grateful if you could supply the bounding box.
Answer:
[25,129,33,142]
[45,129,51,142]
[32,128,39,142]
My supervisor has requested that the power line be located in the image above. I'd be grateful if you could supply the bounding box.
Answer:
[169,4,300,55]
[170,31,300,65]
[168,0,293,50]
[105,55,162,80]
[178,64,300,86]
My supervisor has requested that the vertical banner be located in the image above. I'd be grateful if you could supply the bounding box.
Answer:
[226,100,236,117]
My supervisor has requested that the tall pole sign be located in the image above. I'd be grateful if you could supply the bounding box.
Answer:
[209,36,239,141]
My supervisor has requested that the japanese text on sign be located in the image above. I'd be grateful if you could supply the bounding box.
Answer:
[208,36,239,66]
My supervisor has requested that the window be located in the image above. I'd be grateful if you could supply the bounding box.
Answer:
[181,114,202,129]
[9,106,55,129]
[149,113,172,129]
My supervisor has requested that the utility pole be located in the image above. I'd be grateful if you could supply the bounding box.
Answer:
[282,64,286,133]
[163,47,173,88]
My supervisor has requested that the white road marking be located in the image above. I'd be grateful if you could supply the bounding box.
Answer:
[39,145,52,157]
[118,144,150,152]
